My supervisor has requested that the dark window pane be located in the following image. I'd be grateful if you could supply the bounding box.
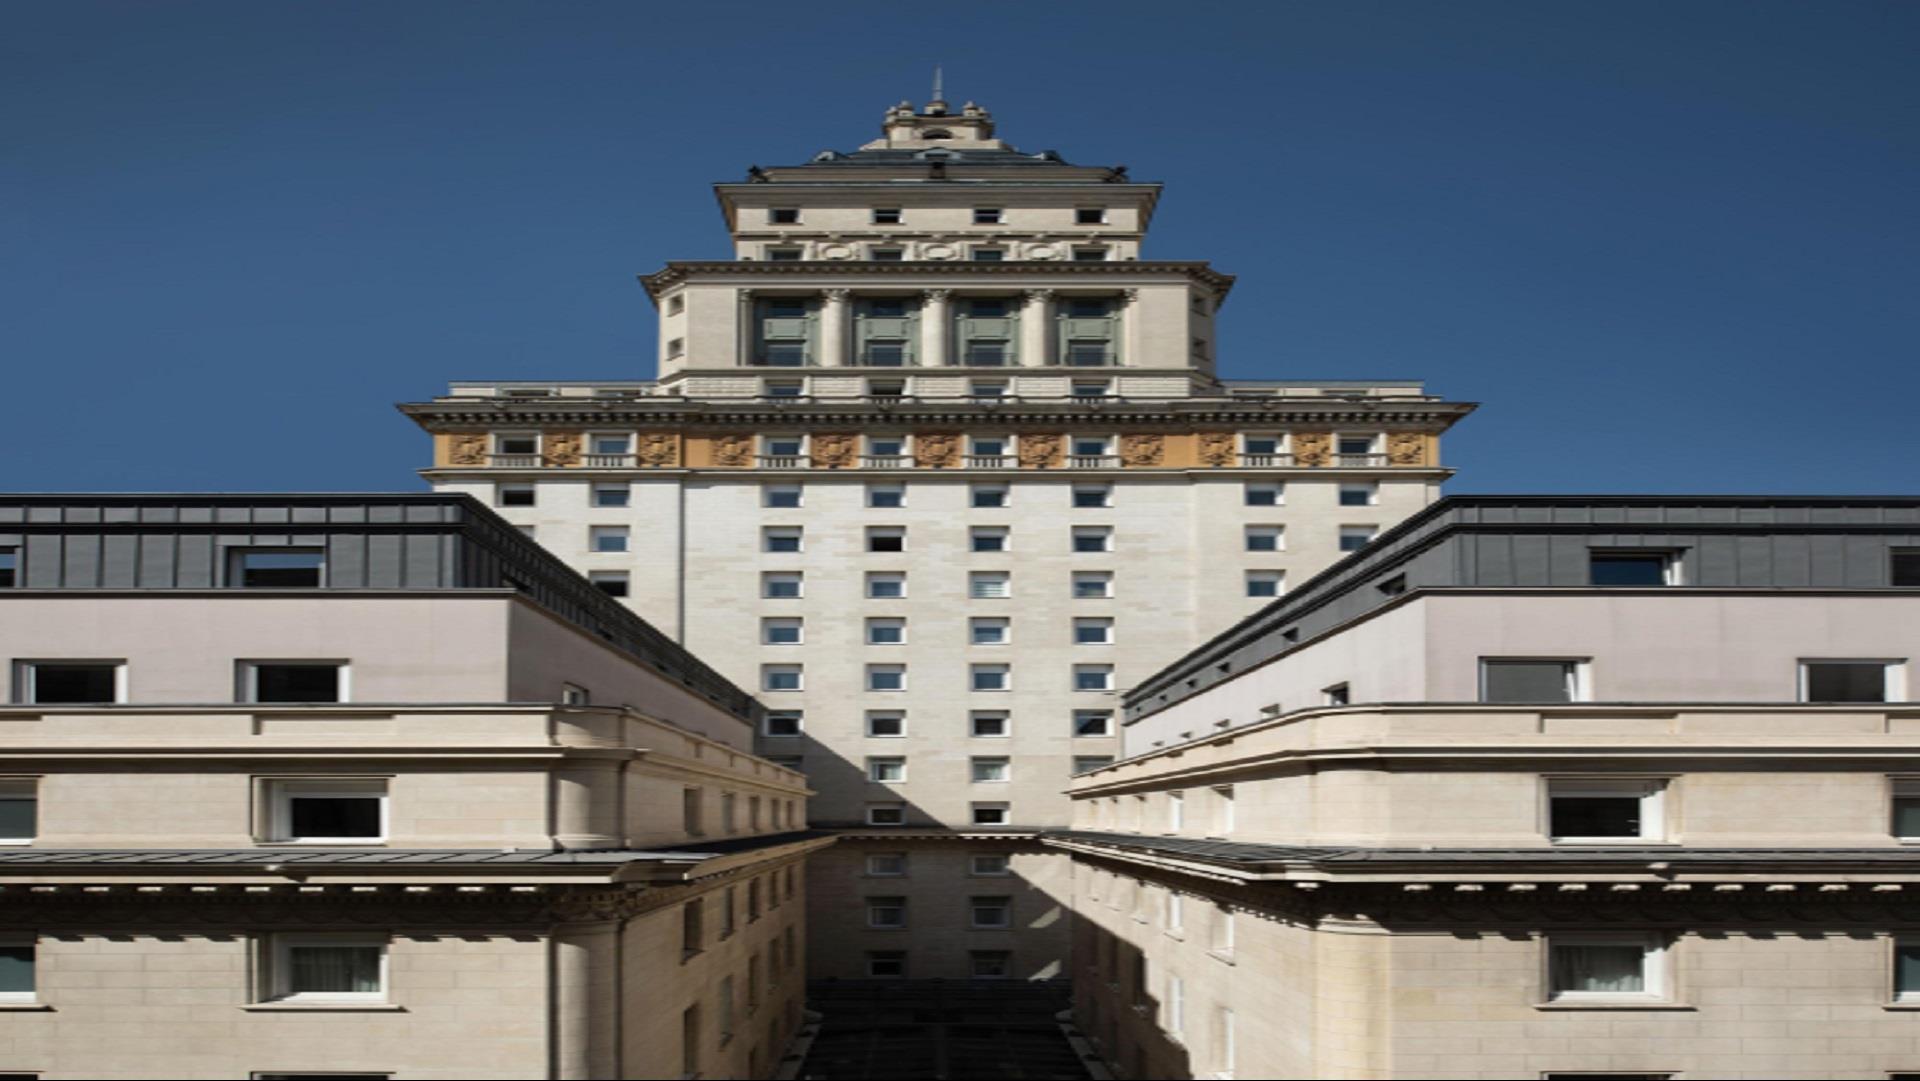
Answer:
[29,664,117,703]
[255,665,341,703]
[1893,550,1920,587]
[0,798,34,840]
[1899,944,1920,994]
[1805,662,1886,703]
[499,488,535,507]
[1482,661,1573,703]
[1551,797,1640,837]
[238,550,324,588]
[1590,554,1668,586]
[289,945,382,993]
[290,796,382,838]
[0,551,15,588]
[0,945,32,994]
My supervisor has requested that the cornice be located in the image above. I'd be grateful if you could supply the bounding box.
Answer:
[397,399,1477,430]
[639,259,1235,298]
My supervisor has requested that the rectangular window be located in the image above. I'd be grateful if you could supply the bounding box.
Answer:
[971,757,1010,783]
[1072,526,1113,553]
[872,208,902,225]
[867,572,907,599]
[866,896,907,928]
[1073,571,1114,598]
[973,207,1003,225]
[762,617,803,645]
[1075,207,1107,225]
[970,248,1006,262]
[867,436,906,458]
[868,484,906,508]
[867,852,907,877]
[970,950,1012,978]
[864,339,908,366]
[971,803,1010,826]
[765,247,803,262]
[764,378,805,397]
[681,1006,701,1076]
[1801,660,1898,703]
[1074,665,1114,692]
[0,779,35,843]
[1590,551,1675,586]
[761,665,803,692]
[1546,934,1666,1002]
[1893,779,1920,839]
[496,484,535,508]
[0,548,15,588]
[589,526,629,553]
[1893,549,1920,587]
[1211,785,1235,836]
[242,662,344,704]
[966,342,1010,367]
[1074,618,1114,645]
[265,935,387,1004]
[762,572,803,599]
[590,433,630,456]
[1071,246,1108,263]
[971,527,1010,552]
[970,896,1012,928]
[232,548,325,588]
[1548,778,1666,842]
[1244,482,1283,506]
[869,379,906,398]
[1073,755,1114,773]
[1338,525,1377,552]
[591,484,630,508]
[1165,973,1185,1035]
[1480,659,1584,704]
[972,853,1011,876]
[1323,683,1351,706]
[1167,791,1186,832]
[1211,904,1235,955]
[1070,436,1111,457]
[266,778,387,843]
[970,572,1011,599]
[767,207,800,224]
[1244,525,1284,552]
[0,937,33,1002]
[970,617,1010,645]
[867,665,906,692]
[1896,939,1920,1003]
[762,526,803,553]
[1336,434,1377,457]
[1065,340,1110,366]
[865,710,906,737]
[683,787,703,835]
[867,527,906,553]
[764,710,802,738]
[866,618,906,645]
[866,804,905,826]
[970,711,1009,737]
[764,485,803,509]
[867,951,907,977]
[1338,483,1378,507]
[971,664,1010,692]
[496,432,539,455]
[16,661,123,705]
[1071,485,1112,508]
[971,484,1009,508]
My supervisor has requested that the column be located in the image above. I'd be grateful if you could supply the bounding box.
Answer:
[736,288,755,367]
[1021,288,1053,367]
[552,758,623,850]
[1121,287,1140,368]
[921,289,951,366]
[820,288,850,366]
[552,919,622,1080]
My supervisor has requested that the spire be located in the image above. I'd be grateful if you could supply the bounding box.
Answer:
[926,64,949,116]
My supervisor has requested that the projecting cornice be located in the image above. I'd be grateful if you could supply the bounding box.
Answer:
[638,259,1236,299]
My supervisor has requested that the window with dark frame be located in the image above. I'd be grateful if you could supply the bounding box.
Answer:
[248,663,343,704]
[1802,661,1891,703]
[20,662,120,704]
[1590,551,1673,586]
[233,549,324,588]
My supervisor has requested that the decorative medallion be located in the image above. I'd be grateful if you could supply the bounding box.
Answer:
[1197,432,1236,467]
[712,434,753,467]
[636,432,680,468]
[1023,242,1061,260]
[811,433,859,469]
[1388,432,1427,466]
[921,243,957,261]
[1119,433,1164,467]
[543,431,582,467]
[914,432,961,468]
[1292,432,1332,467]
[818,244,853,261]
[450,434,488,466]
[1018,433,1063,469]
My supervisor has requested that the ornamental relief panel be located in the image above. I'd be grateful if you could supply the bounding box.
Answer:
[811,432,860,469]
[1292,432,1332,467]
[449,433,488,466]
[1388,432,1428,466]
[636,432,680,467]
[712,433,753,467]
[1018,433,1064,469]
[914,432,961,468]
[1196,432,1236,467]
[1119,433,1164,467]
[543,431,583,468]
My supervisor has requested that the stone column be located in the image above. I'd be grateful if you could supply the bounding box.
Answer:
[921,289,951,366]
[1121,287,1140,368]
[1021,289,1053,367]
[552,918,621,1080]
[820,288,851,367]
[552,758,623,850]
[737,289,755,367]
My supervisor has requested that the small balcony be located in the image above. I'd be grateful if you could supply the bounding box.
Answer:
[584,454,636,468]
[1068,455,1119,469]
[967,455,1016,469]
[863,455,910,470]
[758,455,804,469]
[489,454,541,468]
[1239,453,1295,467]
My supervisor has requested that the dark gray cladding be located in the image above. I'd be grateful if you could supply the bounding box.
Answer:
[1127,495,1920,723]
[0,493,760,723]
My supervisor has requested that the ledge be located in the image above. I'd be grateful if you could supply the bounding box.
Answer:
[0,1002,53,1011]
[240,1001,407,1012]
[1532,1001,1695,1011]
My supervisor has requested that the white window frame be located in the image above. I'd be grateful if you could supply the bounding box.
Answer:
[866,757,907,784]
[1243,525,1285,553]
[1543,932,1669,1004]
[865,803,905,826]
[971,664,1011,693]
[762,526,804,553]
[762,617,804,646]
[866,617,907,646]
[262,778,389,845]
[1073,665,1114,692]
[0,935,35,1004]
[867,483,907,509]
[1243,481,1284,507]
[1073,617,1114,645]
[15,660,128,705]
[761,572,804,599]
[1798,659,1904,703]
[969,572,1011,600]
[866,664,907,692]
[588,525,629,553]
[1071,526,1114,553]
[263,933,390,1005]
[763,484,804,509]
[761,664,803,693]
[970,617,1011,646]
[970,710,1010,738]
[971,803,1010,826]
[239,661,349,705]
[971,757,1011,784]
[1545,777,1667,844]
[866,572,908,599]
[970,526,1010,553]
[1072,571,1114,599]
[1073,710,1113,737]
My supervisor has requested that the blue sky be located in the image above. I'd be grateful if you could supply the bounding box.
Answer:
[4,1,1915,494]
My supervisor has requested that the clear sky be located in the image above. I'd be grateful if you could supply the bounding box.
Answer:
[4,1,1916,494]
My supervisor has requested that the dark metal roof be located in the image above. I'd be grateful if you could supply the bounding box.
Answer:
[0,832,833,868]
[1051,830,1920,868]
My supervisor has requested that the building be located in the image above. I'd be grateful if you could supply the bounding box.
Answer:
[0,494,825,1080]
[1055,495,1920,1079]
[399,93,1475,981]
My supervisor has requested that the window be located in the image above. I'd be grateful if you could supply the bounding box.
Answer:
[966,342,1010,366]
[970,896,1012,928]
[496,484,535,508]
[867,896,907,928]
[1323,683,1351,707]
[970,950,1012,978]
[971,664,1010,692]
[764,485,803,509]
[1165,973,1185,1035]
[683,788,704,835]
[1074,665,1114,692]
[1244,525,1284,552]
[1213,1006,1236,1080]
[591,483,629,508]
[1074,207,1107,225]
[871,207,902,225]
[589,526,629,553]
[867,852,907,877]
[866,804,905,826]
[1548,778,1666,842]
[1893,779,1920,839]
[590,433,630,457]
[1071,246,1108,263]
[1893,548,1920,586]
[864,338,909,366]
[1072,526,1113,553]
[765,247,803,262]
[1896,939,1920,1003]
[1167,791,1185,832]
[1590,551,1675,586]
[1546,934,1667,1003]
[242,662,344,704]
[762,572,803,599]
[1074,755,1114,773]
[666,336,685,358]
[867,527,906,553]
[1338,483,1377,507]
[869,379,906,398]
[867,436,906,459]
[762,665,802,692]
[1336,434,1377,457]
[1071,485,1112,508]
[970,436,1009,458]
[971,484,1009,508]
[1480,659,1585,704]
[1071,379,1112,398]
[1244,482,1283,506]
[1210,904,1235,956]
[867,951,907,977]
[16,661,123,704]
[0,548,15,587]
[867,572,907,599]
[970,572,1011,599]
[1337,525,1377,552]
[1071,435,1111,458]
[866,711,906,737]
[972,207,1003,225]
[762,526,803,553]
[232,548,325,588]
[971,527,1009,552]
[1074,618,1114,645]
[767,207,800,224]
[868,484,906,508]
[971,757,1010,783]
[867,664,906,692]
[0,780,34,844]
[970,617,1010,645]
[971,803,1010,826]
[495,432,538,455]
[764,379,805,398]
[721,794,738,835]
[866,618,906,645]
[264,935,387,1004]
[265,778,386,843]
[971,247,1006,262]
[1073,571,1114,598]
[717,975,735,1041]
[0,937,34,1004]
[1801,660,1898,703]
[764,710,803,738]
[1245,570,1284,598]
[970,711,1009,737]
[1210,785,1235,836]
[763,617,803,645]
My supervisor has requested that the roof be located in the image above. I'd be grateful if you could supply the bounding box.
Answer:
[0,832,836,869]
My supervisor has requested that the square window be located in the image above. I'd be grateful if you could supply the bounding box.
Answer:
[1073,755,1114,773]
[971,664,1010,692]
[0,780,36,843]
[866,757,906,783]
[970,617,1010,645]
[868,485,906,509]
[496,433,538,455]
[1076,207,1107,225]
[1336,434,1376,456]
[233,548,325,588]
[867,527,906,553]
[17,661,122,705]
[867,572,907,599]
[971,757,1010,783]
[867,853,907,876]
[867,950,907,977]
[972,853,1011,875]
[866,804,905,826]
[1338,483,1377,507]
[1546,934,1665,1002]
[971,248,1005,262]
[266,935,388,1003]
[970,572,1011,599]
[872,208,902,225]
[764,485,803,509]
[496,484,535,508]
[1590,551,1675,586]
[1073,571,1113,599]
[1323,683,1351,707]
[266,778,387,843]
[971,527,1009,553]
[764,711,803,738]
[1244,526,1284,552]
[1074,710,1113,737]
[1245,483,1283,506]
[1072,485,1112,508]
[970,896,1012,928]
[762,618,803,645]
[590,526,630,553]
[763,526,803,553]
[1548,778,1665,842]
[592,484,630,508]
[1245,570,1284,598]
[1072,527,1113,553]
[971,804,1010,826]
[970,711,1009,738]
[972,208,1003,225]
[1338,525,1377,552]
[243,663,344,704]
[1074,665,1114,692]
[971,485,1009,508]
[866,896,907,928]
[762,665,803,692]
[867,665,907,692]
[1071,247,1108,263]
[866,711,906,738]
[1481,659,1584,704]
[590,434,630,456]
[867,618,906,645]
[1071,436,1111,457]
[1074,618,1114,645]
[766,247,803,262]
[768,207,800,224]
[1801,660,1896,703]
